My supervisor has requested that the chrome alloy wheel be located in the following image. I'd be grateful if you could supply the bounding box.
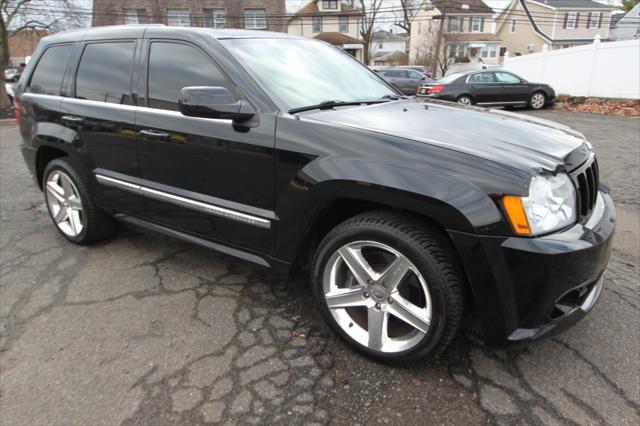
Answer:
[45,170,84,237]
[322,241,432,353]
[457,96,472,106]
[531,92,546,109]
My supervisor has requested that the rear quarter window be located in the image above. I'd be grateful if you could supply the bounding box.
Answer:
[28,44,74,95]
[75,41,135,104]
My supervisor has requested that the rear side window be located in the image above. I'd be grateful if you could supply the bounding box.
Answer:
[75,42,135,104]
[469,73,495,83]
[147,42,232,111]
[28,44,74,95]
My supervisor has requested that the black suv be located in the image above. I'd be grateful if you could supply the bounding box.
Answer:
[15,26,615,363]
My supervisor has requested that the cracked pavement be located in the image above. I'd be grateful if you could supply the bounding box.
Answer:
[1,110,638,425]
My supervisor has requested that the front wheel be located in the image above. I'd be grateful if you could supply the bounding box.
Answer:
[311,211,466,363]
[529,91,547,110]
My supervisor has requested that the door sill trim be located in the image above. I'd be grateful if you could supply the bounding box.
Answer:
[114,214,270,268]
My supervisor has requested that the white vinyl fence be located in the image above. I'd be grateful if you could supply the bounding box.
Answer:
[503,39,640,99]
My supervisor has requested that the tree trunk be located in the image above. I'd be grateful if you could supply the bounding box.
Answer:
[0,19,11,112]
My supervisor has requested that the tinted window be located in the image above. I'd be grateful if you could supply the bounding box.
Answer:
[75,42,135,104]
[28,44,73,95]
[148,42,232,111]
[495,72,521,84]
[407,70,423,79]
[468,73,495,83]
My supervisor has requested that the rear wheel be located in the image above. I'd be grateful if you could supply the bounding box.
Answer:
[311,211,465,363]
[529,91,546,110]
[456,95,473,106]
[43,158,117,244]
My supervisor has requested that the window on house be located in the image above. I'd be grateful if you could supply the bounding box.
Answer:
[313,16,322,33]
[167,9,191,27]
[204,9,226,28]
[449,44,465,58]
[75,42,135,104]
[447,17,463,32]
[245,9,267,30]
[323,0,338,9]
[428,46,433,56]
[339,16,349,32]
[480,44,498,58]
[470,17,484,32]
[588,12,601,29]
[418,22,422,35]
[565,12,577,29]
[124,9,147,25]
[428,19,432,32]
[511,19,516,32]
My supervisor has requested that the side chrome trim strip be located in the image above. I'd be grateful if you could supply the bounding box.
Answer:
[61,97,233,124]
[114,214,270,267]
[96,174,271,229]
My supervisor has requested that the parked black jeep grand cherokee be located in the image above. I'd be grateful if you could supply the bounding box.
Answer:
[15,26,615,363]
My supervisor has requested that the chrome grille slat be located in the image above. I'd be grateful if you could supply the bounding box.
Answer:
[571,155,599,221]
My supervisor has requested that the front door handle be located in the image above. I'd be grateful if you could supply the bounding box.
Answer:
[62,115,84,125]
[139,129,171,140]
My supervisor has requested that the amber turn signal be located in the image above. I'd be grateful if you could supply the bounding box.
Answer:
[503,196,532,235]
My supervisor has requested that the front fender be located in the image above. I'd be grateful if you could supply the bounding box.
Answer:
[274,156,506,263]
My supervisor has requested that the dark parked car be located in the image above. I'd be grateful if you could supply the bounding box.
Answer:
[15,27,614,363]
[418,70,556,109]
[377,67,435,95]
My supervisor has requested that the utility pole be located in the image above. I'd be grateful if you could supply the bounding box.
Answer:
[432,14,445,77]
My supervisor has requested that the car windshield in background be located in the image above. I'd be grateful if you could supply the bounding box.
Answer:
[221,38,396,111]
[437,72,465,84]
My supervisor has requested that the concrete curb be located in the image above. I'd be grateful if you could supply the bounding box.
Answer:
[0,119,17,126]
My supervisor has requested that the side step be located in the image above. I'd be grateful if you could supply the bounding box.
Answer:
[114,214,270,268]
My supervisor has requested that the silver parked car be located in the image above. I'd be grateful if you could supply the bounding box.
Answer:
[377,68,435,96]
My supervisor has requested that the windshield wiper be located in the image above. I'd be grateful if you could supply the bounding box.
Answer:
[289,97,395,114]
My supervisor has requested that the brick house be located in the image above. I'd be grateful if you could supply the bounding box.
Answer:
[92,0,287,33]
[7,30,51,65]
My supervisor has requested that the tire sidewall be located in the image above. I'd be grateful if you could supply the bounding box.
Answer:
[43,159,89,243]
[530,91,546,109]
[312,225,449,363]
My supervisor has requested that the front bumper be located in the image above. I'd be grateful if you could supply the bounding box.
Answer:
[449,191,615,349]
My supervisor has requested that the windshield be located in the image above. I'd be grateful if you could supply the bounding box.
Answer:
[221,38,396,111]
[437,72,466,84]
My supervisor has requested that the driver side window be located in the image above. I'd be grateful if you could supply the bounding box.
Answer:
[147,42,234,111]
[494,72,521,84]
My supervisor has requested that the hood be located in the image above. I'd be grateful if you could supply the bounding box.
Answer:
[303,99,588,172]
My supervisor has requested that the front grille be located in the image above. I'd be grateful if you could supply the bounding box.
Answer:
[571,156,599,220]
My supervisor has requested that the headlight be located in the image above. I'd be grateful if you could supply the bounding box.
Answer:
[503,173,576,236]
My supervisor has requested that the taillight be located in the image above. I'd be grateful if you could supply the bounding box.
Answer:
[13,98,22,125]
[428,85,446,94]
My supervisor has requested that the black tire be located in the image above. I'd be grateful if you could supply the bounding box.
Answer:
[529,91,547,110]
[456,95,473,106]
[311,211,466,363]
[43,158,117,244]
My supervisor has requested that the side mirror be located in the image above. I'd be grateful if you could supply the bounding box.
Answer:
[179,86,255,122]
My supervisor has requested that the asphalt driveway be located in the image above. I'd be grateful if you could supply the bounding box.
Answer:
[1,110,638,425]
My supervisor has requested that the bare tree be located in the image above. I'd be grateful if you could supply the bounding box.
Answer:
[1,0,83,110]
[357,0,384,65]
[393,0,421,33]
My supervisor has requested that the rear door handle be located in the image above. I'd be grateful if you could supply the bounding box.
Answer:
[139,129,170,140]
[62,115,84,124]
